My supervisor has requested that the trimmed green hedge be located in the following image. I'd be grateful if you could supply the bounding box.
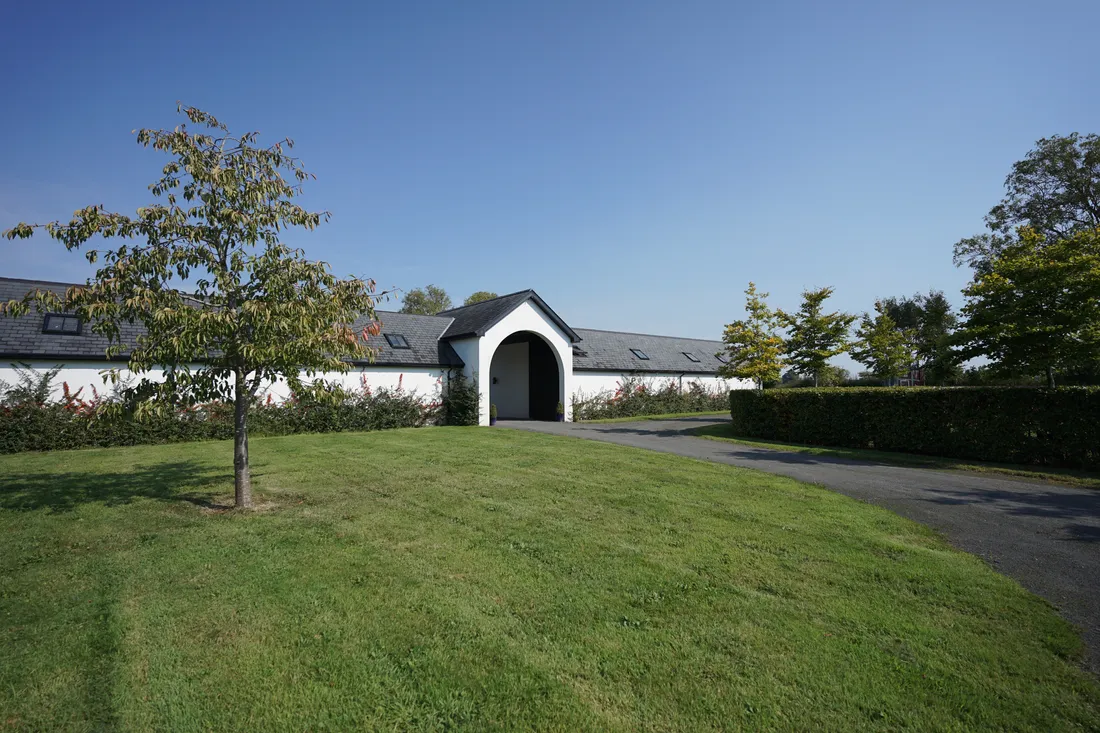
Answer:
[728,387,1100,470]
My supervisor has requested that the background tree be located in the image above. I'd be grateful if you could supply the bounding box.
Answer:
[718,282,785,389]
[780,365,850,387]
[817,365,851,387]
[850,302,916,383]
[1,106,382,508]
[957,227,1100,387]
[954,133,1100,272]
[778,287,856,387]
[463,290,498,306]
[400,284,452,315]
[881,290,960,384]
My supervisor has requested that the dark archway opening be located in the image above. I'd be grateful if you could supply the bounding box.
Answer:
[489,332,561,421]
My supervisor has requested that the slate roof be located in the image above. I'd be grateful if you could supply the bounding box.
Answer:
[438,290,580,342]
[572,327,726,375]
[0,278,142,361]
[0,277,725,374]
[0,277,462,368]
[365,311,462,367]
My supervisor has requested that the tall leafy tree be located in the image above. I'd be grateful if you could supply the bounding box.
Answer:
[879,295,923,330]
[958,227,1100,387]
[463,290,498,306]
[954,134,1100,272]
[850,302,916,382]
[778,287,856,387]
[881,290,960,384]
[1,106,382,508]
[718,282,785,389]
[400,284,452,315]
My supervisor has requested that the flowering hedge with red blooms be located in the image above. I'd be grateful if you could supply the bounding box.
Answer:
[0,369,479,454]
[571,376,728,421]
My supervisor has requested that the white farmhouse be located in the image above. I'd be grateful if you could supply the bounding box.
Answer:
[0,278,749,425]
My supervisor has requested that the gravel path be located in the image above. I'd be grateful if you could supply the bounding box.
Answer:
[504,416,1100,673]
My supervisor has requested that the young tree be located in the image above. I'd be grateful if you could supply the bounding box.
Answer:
[1,106,382,508]
[957,227,1100,387]
[778,287,856,387]
[954,133,1100,272]
[400,284,452,314]
[463,290,498,306]
[849,302,916,383]
[718,282,785,389]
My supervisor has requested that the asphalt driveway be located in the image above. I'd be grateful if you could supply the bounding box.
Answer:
[504,416,1100,673]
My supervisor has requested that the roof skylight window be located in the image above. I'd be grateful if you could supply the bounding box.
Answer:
[384,333,411,349]
[683,352,701,363]
[42,313,82,336]
[630,348,649,360]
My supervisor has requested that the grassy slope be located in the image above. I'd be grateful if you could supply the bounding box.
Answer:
[0,429,1097,732]
[690,423,1100,490]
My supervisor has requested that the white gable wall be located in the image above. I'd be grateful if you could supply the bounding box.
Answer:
[472,300,574,425]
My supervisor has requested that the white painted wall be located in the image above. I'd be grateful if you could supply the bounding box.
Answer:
[3,338,746,425]
[572,370,752,400]
[0,360,445,404]
[0,360,173,402]
[489,341,529,419]
[262,366,445,402]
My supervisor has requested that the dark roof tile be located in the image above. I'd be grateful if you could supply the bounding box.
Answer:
[0,278,462,368]
[438,290,580,342]
[1,278,727,374]
[572,328,726,374]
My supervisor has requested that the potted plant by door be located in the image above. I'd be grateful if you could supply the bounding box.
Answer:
[489,403,498,426]
[555,401,565,422]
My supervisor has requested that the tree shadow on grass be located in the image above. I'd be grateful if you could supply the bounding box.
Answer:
[0,460,238,513]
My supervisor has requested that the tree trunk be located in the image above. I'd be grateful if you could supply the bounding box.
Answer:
[813,373,819,388]
[233,369,252,508]
[1046,366,1056,389]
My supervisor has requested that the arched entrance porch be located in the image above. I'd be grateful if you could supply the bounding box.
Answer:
[489,331,562,420]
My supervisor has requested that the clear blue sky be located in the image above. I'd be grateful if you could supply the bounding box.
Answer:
[2,0,1097,370]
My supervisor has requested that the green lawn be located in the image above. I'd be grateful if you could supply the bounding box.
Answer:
[689,422,1100,490]
[1,429,1097,731]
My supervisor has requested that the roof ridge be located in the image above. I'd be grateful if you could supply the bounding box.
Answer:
[435,316,455,342]
[373,309,452,318]
[574,326,722,343]
[0,276,86,287]
[437,289,533,314]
